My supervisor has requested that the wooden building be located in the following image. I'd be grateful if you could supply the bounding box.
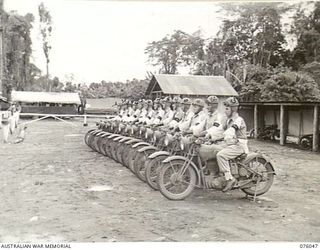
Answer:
[11,91,82,114]
[145,74,238,112]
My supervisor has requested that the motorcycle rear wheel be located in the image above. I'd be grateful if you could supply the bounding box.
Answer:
[241,157,274,196]
[158,159,196,200]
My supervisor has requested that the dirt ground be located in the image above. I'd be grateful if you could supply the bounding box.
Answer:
[0,119,319,242]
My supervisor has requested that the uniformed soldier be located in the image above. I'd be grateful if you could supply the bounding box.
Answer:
[137,99,148,123]
[161,97,175,126]
[178,98,194,132]
[150,98,165,125]
[182,98,207,136]
[145,100,156,125]
[1,108,11,143]
[168,96,184,130]
[217,97,248,192]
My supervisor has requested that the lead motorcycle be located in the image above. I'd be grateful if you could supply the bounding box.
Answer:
[157,136,276,200]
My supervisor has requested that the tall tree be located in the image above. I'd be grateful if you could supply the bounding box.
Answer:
[290,2,320,69]
[38,2,52,91]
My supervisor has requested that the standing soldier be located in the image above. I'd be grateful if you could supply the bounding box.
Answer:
[1,108,11,143]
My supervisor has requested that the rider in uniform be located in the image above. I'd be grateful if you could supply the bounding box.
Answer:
[217,97,248,192]
[161,97,175,126]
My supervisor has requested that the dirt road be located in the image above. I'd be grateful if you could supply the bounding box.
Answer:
[0,120,319,242]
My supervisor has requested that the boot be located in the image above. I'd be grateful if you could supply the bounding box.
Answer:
[222,178,236,192]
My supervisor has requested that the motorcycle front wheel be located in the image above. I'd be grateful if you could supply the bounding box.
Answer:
[145,154,168,190]
[158,159,196,200]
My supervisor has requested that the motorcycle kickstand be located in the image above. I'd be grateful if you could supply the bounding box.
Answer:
[253,178,261,202]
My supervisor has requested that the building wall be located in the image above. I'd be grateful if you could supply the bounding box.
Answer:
[241,106,317,137]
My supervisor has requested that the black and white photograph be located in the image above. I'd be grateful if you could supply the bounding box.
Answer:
[0,0,319,247]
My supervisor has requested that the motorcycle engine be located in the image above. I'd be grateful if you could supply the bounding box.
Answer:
[238,166,250,177]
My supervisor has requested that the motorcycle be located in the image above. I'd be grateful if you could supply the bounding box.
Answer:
[157,136,276,200]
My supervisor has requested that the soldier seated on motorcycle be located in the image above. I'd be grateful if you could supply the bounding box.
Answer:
[167,96,185,130]
[156,97,175,127]
[199,97,248,192]
[178,98,208,149]
[150,98,165,125]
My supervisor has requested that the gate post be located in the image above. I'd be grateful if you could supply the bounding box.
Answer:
[313,105,319,152]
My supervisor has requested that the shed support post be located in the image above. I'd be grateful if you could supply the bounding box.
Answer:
[313,105,319,152]
[254,104,258,139]
[280,105,286,146]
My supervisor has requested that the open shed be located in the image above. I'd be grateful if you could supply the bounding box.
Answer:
[240,102,320,152]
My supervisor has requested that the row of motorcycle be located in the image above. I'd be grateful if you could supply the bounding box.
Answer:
[84,119,276,200]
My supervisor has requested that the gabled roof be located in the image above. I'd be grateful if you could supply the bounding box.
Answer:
[146,74,238,96]
[12,91,81,104]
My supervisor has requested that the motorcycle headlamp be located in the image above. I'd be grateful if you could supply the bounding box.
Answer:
[145,130,150,140]
[164,136,169,146]
[180,140,185,150]
[153,132,157,142]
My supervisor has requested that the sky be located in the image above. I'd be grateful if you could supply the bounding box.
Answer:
[4,0,224,83]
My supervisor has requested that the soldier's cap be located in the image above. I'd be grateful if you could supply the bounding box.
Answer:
[172,96,182,103]
[192,98,205,107]
[154,98,161,103]
[138,99,145,103]
[223,97,239,107]
[181,97,191,105]
[206,95,219,104]
[163,96,172,103]
[132,101,139,105]
[146,100,153,105]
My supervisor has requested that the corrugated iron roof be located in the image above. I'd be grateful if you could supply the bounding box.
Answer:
[12,91,81,105]
[148,74,238,96]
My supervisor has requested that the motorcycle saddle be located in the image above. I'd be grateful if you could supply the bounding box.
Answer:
[234,153,247,162]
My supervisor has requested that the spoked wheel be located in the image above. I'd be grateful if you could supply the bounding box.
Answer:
[88,132,98,150]
[145,155,168,190]
[158,159,197,200]
[299,136,312,150]
[128,147,142,172]
[95,136,106,154]
[115,142,129,164]
[122,144,134,168]
[99,137,109,156]
[110,139,120,161]
[241,157,275,197]
[84,129,96,146]
[133,149,156,182]
[104,137,115,158]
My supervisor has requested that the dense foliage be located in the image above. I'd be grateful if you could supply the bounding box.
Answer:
[145,2,320,102]
[2,2,320,102]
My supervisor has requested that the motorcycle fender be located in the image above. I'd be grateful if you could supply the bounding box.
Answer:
[92,130,102,135]
[125,138,141,145]
[162,155,201,184]
[119,137,132,143]
[87,129,96,134]
[242,153,276,175]
[137,145,158,153]
[113,136,125,141]
[101,132,111,138]
[148,151,170,159]
[108,134,120,139]
[132,142,151,148]
[96,131,106,136]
